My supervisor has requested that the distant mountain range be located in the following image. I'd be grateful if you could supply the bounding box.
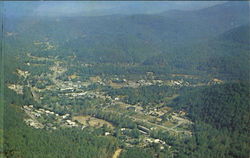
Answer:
[4,1,226,17]
[4,1,250,80]
[6,1,249,42]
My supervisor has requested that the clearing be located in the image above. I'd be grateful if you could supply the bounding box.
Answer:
[73,115,114,129]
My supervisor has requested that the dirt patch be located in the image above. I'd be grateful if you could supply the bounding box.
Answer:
[171,73,199,79]
[109,81,125,89]
[72,115,90,126]
[112,148,122,158]
[89,76,102,82]
[68,74,79,80]
[213,78,223,83]
[162,121,175,127]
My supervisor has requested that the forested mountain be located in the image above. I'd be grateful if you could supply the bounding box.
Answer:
[170,82,250,158]
[218,24,250,44]
[7,2,249,40]
[172,82,250,132]
[5,1,249,47]
[5,2,249,80]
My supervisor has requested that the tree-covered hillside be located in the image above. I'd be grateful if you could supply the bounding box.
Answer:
[170,82,250,158]
[5,2,248,80]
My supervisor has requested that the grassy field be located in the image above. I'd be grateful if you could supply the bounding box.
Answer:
[73,115,114,129]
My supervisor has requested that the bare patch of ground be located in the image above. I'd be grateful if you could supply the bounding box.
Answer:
[112,148,122,158]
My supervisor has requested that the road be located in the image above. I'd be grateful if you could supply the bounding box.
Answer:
[112,149,122,158]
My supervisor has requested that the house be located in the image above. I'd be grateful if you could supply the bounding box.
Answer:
[62,114,70,119]
[34,113,41,117]
[66,120,76,126]
[145,138,153,143]
[154,139,160,143]
[105,132,111,136]
[138,125,150,133]
[139,130,147,135]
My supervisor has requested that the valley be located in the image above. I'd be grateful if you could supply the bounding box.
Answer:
[1,1,250,158]
[14,52,199,148]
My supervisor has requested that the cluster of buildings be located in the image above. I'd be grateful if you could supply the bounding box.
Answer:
[18,54,195,150]
[167,79,190,86]
[59,81,83,91]
[22,105,79,130]
[7,84,23,94]
[17,69,30,78]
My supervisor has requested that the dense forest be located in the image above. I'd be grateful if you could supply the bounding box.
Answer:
[170,83,250,158]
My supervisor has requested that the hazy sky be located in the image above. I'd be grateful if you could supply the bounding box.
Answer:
[4,1,227,17]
